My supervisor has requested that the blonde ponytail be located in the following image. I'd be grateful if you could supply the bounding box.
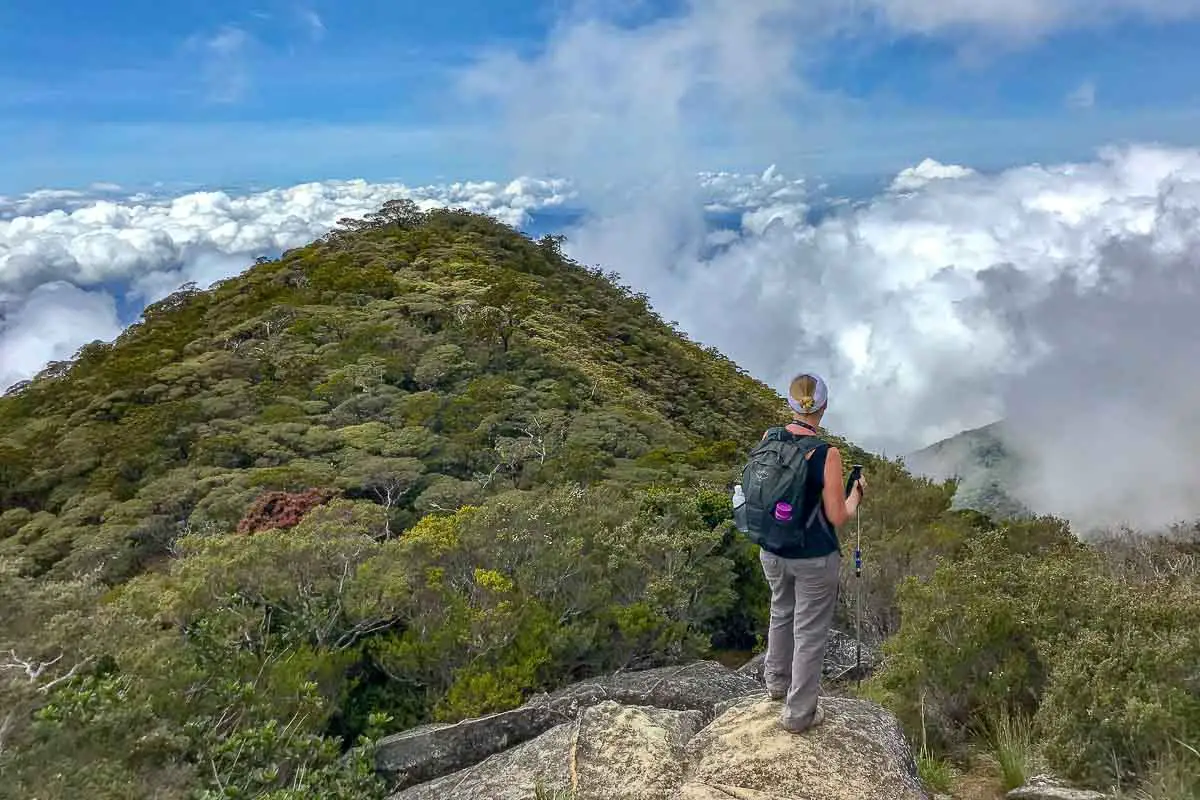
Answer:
[789,374,819,413]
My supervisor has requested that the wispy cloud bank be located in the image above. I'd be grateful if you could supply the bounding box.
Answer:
[188,24,253,103]
[299,9,325,42]
[570,146,1200,533]
[1066,79,1097,110]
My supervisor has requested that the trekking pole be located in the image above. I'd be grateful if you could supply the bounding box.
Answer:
[845,464,864,687]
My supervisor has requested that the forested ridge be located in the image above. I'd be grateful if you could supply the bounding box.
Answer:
[0,202,1195,799]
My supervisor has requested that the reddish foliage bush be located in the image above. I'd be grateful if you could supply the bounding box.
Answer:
[236,488,337,535]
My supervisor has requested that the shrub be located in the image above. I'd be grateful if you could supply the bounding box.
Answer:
[864,532,1087,752]
[236,487,337,534]
[371,484,742,721]
[1035,580,1200,787]
[868,525,1200,791]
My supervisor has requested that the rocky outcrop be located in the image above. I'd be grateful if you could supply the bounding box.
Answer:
[375,660,761,790]
[391,701,707,800]
[374,707,566,791]
[1006,775,1111,800]
[544,658,764,718]
[378,653,928,800]
[676,694,928,800]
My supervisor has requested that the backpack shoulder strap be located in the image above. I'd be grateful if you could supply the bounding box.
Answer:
[762,427,824,445]
[789,437,830,503]
[806,440,832,479]
[788,433,828,453]
[761,426,789,442]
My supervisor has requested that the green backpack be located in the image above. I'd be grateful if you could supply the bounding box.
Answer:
[733,427,836,557]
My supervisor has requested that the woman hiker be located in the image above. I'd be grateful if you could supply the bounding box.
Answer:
[759,372,866,733]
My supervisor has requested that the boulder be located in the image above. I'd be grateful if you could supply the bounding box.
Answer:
[389,718,575,800]
[390,700,706,800]
[1007,775,1111,800]
[384,679,931,800]
[374,705,568,790]
[375,660,761,790]
[544,658,763,718]
[737,629,879,685]
[677,694,929,800]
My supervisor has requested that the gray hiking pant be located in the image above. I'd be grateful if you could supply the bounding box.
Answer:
[759,549,840,730]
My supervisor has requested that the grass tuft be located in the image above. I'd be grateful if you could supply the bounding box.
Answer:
[980,705,1038,791]
[1127,739,1200,800]
[534,781,577,800]
[917,750,957,794]
[916,690,957,794]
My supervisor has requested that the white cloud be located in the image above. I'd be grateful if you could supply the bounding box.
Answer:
[206,25,250,57]
[0,185,140,220]
[188,25,253,103]
[666,145,1200,534]
[0,282,122,392]
[993,244,1200,534]
[1066,79,1097,110]
[700,165,808,211]
[459,0,823,205]
[862,0,1200,39]
[889,158,978,192]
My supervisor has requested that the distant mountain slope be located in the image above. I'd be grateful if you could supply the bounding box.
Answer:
[904,420,1032,520]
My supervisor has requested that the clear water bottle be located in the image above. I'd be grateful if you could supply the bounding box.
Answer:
[732,484,745,509]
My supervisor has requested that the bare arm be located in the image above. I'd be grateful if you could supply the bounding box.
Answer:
[821,446,862,528]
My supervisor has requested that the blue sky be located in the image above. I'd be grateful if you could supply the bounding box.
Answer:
[4,0,1200,194]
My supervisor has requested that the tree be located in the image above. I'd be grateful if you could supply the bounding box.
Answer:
[367,198,426,229]
[337,456,425,537]
[489,412,568,487]
[538,233,567,258]
[454,272,537,356]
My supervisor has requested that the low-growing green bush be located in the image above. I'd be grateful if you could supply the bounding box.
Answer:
[1035,580,1200,787]
[867,524,1200,791]
[864,529,1087,752]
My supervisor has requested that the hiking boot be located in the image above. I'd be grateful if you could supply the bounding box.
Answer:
[779,706,825,734]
